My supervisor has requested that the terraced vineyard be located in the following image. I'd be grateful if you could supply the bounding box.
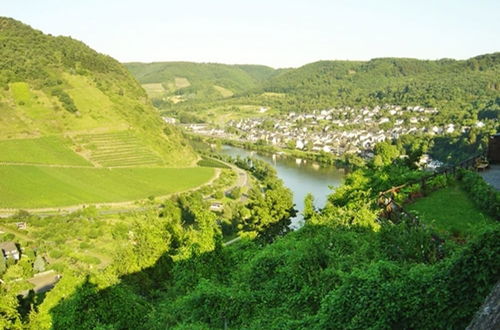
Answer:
[75,131,164,167]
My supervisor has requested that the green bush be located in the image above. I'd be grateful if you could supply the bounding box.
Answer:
[51,88,78,113]
[426,174,448,191]
[79,242,91,249]
[458,169,500,220]
[49,249,63,259]
[0,233,15,242]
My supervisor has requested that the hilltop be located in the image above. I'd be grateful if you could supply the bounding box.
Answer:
[261,54,500,115]
[124,61,278,102]
[0,17,195,166]
[133,54,500,125]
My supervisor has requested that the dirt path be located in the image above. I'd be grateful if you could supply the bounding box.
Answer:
[224,162,250,193]
[223,236,242,246]
[0,161,200,169]
[0,162,93,168]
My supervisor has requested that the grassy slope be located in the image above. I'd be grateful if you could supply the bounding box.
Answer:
[0,136,91,166]
[0,17,196,166]
[0,18,217,209]
[0,165,214,208]
[406,184,496,236]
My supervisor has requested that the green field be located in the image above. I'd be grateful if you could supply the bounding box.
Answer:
[407,184,495,236]
[0,136,91,166]
[0,165,214,208]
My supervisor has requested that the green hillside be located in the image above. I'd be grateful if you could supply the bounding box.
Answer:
[0,17,196,166]
[138,54,500,125]
[0,17,216,209]
[125,61,276,102]
[261,54,500,117]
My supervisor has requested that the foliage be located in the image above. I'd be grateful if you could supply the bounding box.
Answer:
[147,53,500,137]
[261,54,500,118]
[33,255,46,273]
[426,174,448,192]
[125,61,277,102]
[317,228,500,330]
[51,88,77,113]
[458,169,500,220]
[1,151,498,329]
[233,158,296,242]
[373,141,400,167]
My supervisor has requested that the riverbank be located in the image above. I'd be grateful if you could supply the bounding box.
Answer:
[187,134,365,169]
[218,144,344,228]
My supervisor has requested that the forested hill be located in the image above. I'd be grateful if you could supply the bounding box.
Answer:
[131,53,500,122]
[0,17,195,165]
[124,61,278,101]
[261,54,500,115]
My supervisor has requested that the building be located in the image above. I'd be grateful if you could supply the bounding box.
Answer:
[209,202,223,212]
[19,271,62,298]
[0,242,20,261]
[162,116,177,124]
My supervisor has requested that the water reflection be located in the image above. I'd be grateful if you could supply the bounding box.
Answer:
[219,145,345,228]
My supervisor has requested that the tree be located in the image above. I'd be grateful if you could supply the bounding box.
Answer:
[33,254,46,273]
[303,193,316,221]
[229,187,241,200]
[373,141,400,167]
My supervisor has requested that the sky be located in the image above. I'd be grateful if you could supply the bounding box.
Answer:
[2,0,499,68]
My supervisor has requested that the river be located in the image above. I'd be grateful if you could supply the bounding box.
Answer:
[219,145,345,228]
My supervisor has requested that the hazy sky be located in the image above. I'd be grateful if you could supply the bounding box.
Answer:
[2,0,499,68]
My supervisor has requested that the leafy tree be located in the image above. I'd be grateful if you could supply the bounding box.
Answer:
[373,141,400,167]
[303,193,316,221]
[33,255,46,273]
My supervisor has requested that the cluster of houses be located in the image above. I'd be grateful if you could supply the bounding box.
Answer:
[1,226,61,296]
[184,105,486,158]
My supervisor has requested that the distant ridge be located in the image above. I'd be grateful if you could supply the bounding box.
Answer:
[124,61,279,101]
[127,53,500,117]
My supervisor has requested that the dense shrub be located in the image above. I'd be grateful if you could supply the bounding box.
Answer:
[425,173,449,192]
[318,227,500,329]
[458,169,500,220]
[51,88,78,113]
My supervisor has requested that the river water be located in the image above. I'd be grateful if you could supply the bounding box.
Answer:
[219,145,345,228]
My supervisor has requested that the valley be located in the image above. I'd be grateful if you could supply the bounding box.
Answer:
[0,12,498,330]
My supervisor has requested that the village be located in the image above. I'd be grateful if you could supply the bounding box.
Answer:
[182,104,486,158]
